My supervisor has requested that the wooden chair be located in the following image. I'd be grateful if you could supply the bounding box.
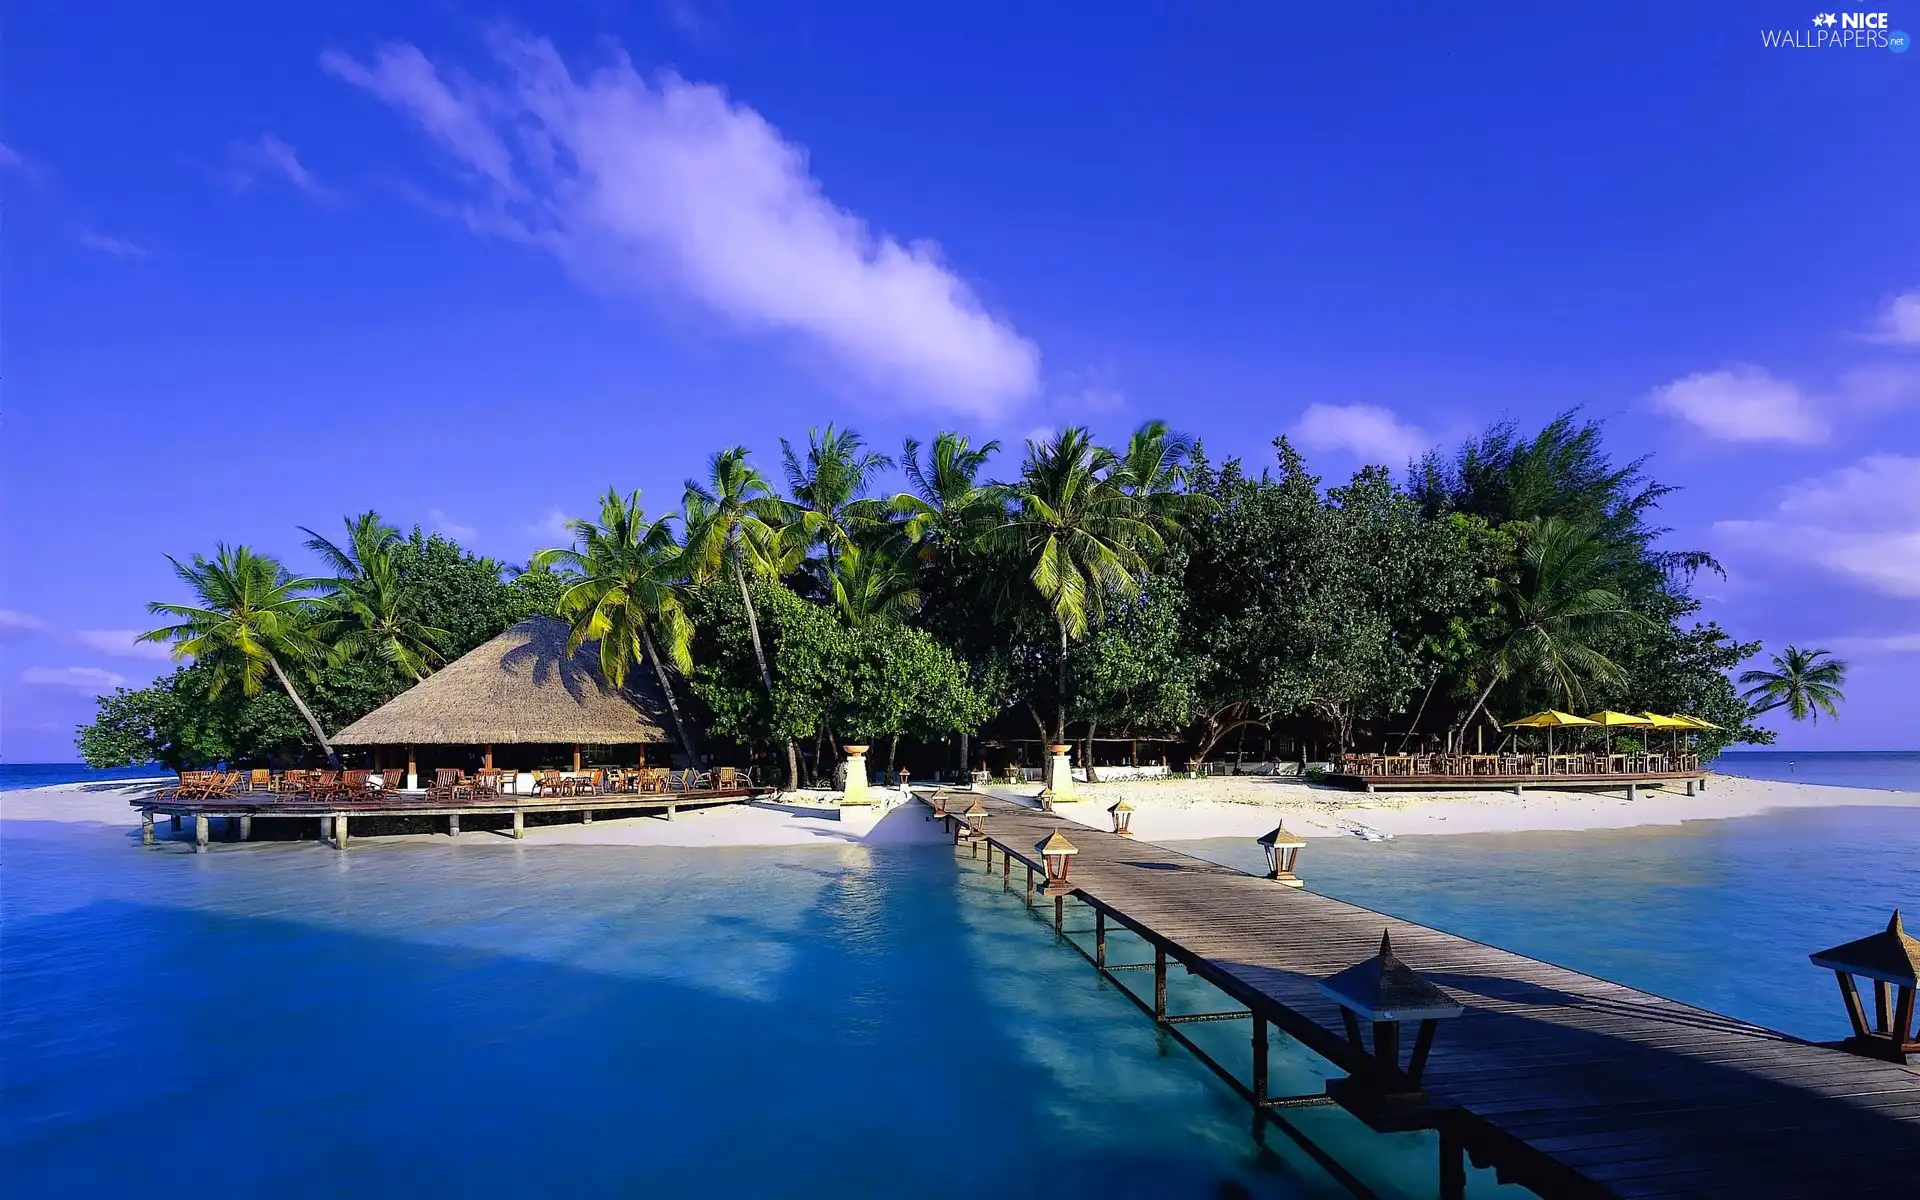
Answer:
[247,768,272,792]
[713,766,740,790]
[635,768,668,794]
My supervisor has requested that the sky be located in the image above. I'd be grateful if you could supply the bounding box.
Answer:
[3,1,1917,760]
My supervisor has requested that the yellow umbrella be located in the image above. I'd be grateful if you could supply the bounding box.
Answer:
[1638,712,1692,757]
[1584,711,1653,759]
[1505,711,1599,758]
[1671,715,1720,730]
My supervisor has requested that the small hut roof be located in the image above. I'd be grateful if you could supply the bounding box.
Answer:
[1810,911,1920,987]
[332,616,673,746]
[1318,931,1465,1023]
[1036,831,1080,856]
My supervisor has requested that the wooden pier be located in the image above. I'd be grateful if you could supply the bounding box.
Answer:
[133,789,760,850]
[921,790,1920,1199]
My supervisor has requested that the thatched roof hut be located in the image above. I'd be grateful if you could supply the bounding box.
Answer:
[332,616,673,746]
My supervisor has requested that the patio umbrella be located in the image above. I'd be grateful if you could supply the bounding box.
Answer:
[1668,714,1721,758]
[1583,710,1655,759]
[1637,711,1693,756]
[1505,710,1600,759]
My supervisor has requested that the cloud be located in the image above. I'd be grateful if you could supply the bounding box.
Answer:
[223,134,338,201]
[1862,288,1920,345]
[1716,455,1920,597]
[525,507,576,544]
[22,666,127,694]
[0,141,45,185]
[0,610,47,638]
[78,230,148,259]
[1290,403,1431,464]
[323,34,1041,418]
[71,629,175,661]
[429,509,478,543]
[1826,632,1920,655]
[1646,365,1827,444]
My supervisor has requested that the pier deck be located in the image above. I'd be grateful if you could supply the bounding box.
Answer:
[925,790,1920,1198]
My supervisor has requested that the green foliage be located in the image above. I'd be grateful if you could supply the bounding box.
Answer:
[1739,645,1849,725]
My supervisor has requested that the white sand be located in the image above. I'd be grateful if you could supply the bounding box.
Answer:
[6,772,1916,849]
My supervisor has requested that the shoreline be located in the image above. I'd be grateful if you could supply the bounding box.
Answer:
[5,771,1919,850]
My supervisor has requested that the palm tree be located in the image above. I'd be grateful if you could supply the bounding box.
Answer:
[895,431,1002,552]
[316,554,452,683]
[301,511,403,585]
[780,425,893,577]
[823,537,921,628]
[139,544,336,759]
[684,447,802,788]
[532,489,701,766]
[1740,646,1848,724]
[982,428,1162,744]
[1110,418,1216,546]
[1453,517,1639,744]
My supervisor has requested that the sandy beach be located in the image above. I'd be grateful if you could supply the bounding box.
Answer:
[6,771,1918,850]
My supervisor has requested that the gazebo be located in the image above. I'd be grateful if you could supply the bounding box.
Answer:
[331,616,678,788]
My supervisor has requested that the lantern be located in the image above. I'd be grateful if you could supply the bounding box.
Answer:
[962,797,989,839]
[1109,798,1135,837]
[1810,909,1920,1063]
[1036,830,1079,894]
[1257,821,1307,887]
[1319,930,1464,1126]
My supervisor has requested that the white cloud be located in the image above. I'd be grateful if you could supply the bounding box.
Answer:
[1826,632,1920,655]
[428,509,479,543]
[323,33,1040,418]
[1290,403,1431,464]
[1863,288,1920,345]
[22,666,127,694]
[1647,365,1827,444]
[0,610,47,638]
[0,141,45,184]
[1716,455,1920,597]
[224,134,338,201]
[525,507,576,544]
[78,230,148,259]
[71,629,175,661]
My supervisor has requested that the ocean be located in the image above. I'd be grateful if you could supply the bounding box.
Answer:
[1715,749,1920,792]
[0,763,172,791]
[4,786,1917,1196]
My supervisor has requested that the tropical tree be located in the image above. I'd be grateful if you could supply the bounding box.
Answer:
[316,554,452,682]
[982,428,1164,744]
[822,537,921,628]
[780,425,893,576]
[1111,419,1212,543]
[895,431,1002,553]
[1453,517,1639,743]
[301,511,404,587]
[138,544,337,760]
[1739,646,1848,724]
[532,489,701,766]
[684,447,802,787]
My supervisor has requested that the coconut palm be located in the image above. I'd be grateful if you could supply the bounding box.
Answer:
[532,489,701,766]
[895,431,1002,552]
[139,544,336,759]
[1453,517,1639,743]
[780,425,893,576]
[1110,418,1215,544]
[316,554,452,683]
[823,537,921,628]
[1739,646,1848,724]
[982,427,1163,743]
[684,447,802,787]
[301,511,403,586]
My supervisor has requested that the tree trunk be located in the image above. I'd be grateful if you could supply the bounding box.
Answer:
[641,626,701,767]
[1454,673,1502,754]
[959,730,969,779]
[1400,674,1439,752]
[734,558,799,790]
[1055,618,1069,744]
[887,734,899,777]
[1084,723,1100,784]
[267,653,337,764]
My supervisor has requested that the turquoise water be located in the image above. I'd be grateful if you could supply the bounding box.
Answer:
[1715,750,1920,792]
[5,803,1916,1197]
[0,764,171,791]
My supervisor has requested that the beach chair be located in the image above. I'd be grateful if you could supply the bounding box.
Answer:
[713,766,740,790]
[247,768,272,793]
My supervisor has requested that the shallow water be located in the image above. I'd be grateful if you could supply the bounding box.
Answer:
[1715,749,1920,793]
[1,819,1467,1199]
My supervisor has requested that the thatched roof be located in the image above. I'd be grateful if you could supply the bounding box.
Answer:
[332,617,673,746]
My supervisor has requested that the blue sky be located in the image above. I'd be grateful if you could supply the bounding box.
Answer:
[4,1,1917,760]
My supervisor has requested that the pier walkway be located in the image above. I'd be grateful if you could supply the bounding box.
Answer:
[921,790,1920,1199]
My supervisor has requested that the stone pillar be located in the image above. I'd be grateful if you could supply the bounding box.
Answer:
[1045,743,1077,802]
[512,810,525,840]
[841,745,872,804]
[334,814,348,847]
[193,814,209,852]
[448,814,460,836]
[141,810,155,846]
[238,815,253,841]
[407,746,418,791]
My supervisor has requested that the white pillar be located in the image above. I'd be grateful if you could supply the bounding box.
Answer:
[842,745,873,804]
[1046,744,1077,802]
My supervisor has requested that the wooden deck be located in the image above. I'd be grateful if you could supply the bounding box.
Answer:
[923,790,1920,1198]
[133,788,762,849]
[1323,769,1711,795]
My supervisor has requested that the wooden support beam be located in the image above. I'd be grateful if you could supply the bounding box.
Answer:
[141,810,155,846]
[1837,972,1870,1038]
[1026,865,1034,909]
[1096,909,1107,968]
[512,810,525,840]
[1253,1014,1269,1104]
[1002,853,1011,892]
[1054,893,1065,933]
[319,816,330,843]
[572,744,582,772]
[1876,980,1893,1035]
[1154,945,1168,1020]
[193,814,209,852]
[1895,985,1917,1049]
[1439,1128,1466,1200]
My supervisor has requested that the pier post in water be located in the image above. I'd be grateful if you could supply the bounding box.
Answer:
[583,808,594,824]
[1154,945,1168,1020]
[1252,1015,1268,1103]
[1054,893,1065,934]
[334,815,348,848]
[318,816,329,843]
[448,814,460,836]
[1439,1129,1466,1200]
[238,815,252,841]
[1025,865,1034,909]
[193,814,209,852]
[1003,853,1011,892]
[512,810,525,839]
[141,811,155,846]
[1095,910,1107,967]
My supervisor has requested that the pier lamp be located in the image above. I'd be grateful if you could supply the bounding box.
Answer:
[1319,931,1464,1128]
[1257,822,1307,887]
[1109,798,1135,837]
[1810,910,1920,1063]
[962,797,989,839]
[1037,831,1080,894]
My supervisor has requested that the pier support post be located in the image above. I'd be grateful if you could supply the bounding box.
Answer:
[193,814,209,852]
[334,815,348,848]
[1512,784,1524,796]
[448,814,460,836]
[583,808,594,825]
[141,811,155,846]
[1054,893,1065,934]
[1096,910,1107,968]
[170,815,181,833]
[1686,779,1697,796]
[238,815,252,841]
[1003,854,1011,892]
[512,810,525,840]
[1439,1129,1466,1200]
[1627,782,1639,802]
[667,803,676,821]
[1026,866,1034,909]
[1154,945,1168,1020]
[319,816,329,843]
[1252,1015,1268,1104]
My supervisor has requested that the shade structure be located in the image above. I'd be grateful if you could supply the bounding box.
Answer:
[1636,713,1693,729]
[1505,711,1600,728]
[331,616,674,746]
[1583,711,1655,727]
[1672,714,1721,730]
